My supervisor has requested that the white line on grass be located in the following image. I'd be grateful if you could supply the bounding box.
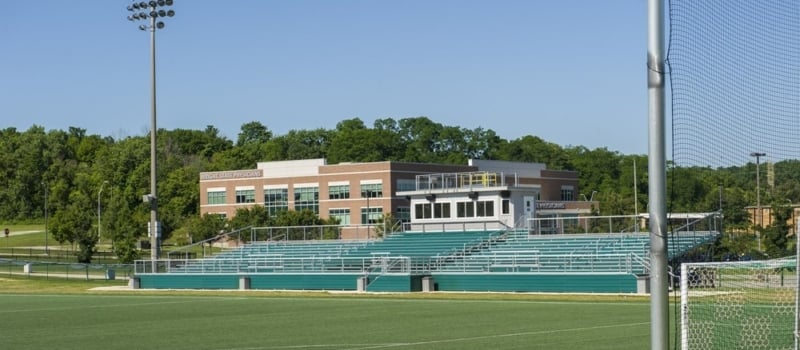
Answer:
[211,322,649,350]
[0,299,205,314]
[110,293,649,308]
[216,344,408,350]
[342,322,651,350]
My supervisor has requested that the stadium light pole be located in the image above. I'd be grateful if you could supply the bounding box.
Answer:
[127,0,175,264]
[751,152,766,250]
[98,181,109,238]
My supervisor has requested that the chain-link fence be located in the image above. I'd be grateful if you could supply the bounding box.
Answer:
[0,258,133,280]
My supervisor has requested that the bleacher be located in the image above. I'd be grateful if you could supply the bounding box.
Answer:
[169,229,716,275]
[344,231,502,258]
[435,230,718,274]
[171,230,503,274]
[146,226,718,293]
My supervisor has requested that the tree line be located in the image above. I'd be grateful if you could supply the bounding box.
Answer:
[1,116,795,262]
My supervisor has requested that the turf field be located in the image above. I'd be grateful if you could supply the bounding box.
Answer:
[0,291,651,350]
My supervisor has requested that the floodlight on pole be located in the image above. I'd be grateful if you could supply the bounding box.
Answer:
[750,152,766,251]
[126,0,175,265]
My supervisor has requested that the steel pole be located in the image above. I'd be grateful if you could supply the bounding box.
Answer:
[98,187,101,237]
[750,152,765,250]
[647,0,669,349]
[150,15,160,264]
[634,158,639,232]
[43,183,48,255]
[98,181,108,238]
[756,156,761,249]
[795,220,800,350]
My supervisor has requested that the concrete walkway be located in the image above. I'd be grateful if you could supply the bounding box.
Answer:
[3,230,41,237]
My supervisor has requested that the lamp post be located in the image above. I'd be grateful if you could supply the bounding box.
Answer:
[127,0,175,263]
[42,182,48,255]
[366,189,371,239]
[750,152,766,250]
[98,181,109,237]
[787,199,794,237]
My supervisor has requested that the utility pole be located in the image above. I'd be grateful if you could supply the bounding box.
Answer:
[751,152,766,250]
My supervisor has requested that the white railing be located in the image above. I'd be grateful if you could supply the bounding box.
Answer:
[426,252,648,274]
[526,215,642,235]
[135,256,411,275]
[524,212,723,236]
[406,220,510,233]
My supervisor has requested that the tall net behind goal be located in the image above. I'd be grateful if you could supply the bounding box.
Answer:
[669,0,800,167]
[668,1,800,348]
[681,260,797,350]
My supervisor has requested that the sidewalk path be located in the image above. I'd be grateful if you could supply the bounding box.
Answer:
[3,230,41,237]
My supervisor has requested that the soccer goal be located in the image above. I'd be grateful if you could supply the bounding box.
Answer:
[680,259,799,350]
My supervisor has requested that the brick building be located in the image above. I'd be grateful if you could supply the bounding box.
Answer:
[199,159,593,235]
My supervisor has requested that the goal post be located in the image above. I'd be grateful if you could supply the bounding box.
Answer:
[680,259,798,350]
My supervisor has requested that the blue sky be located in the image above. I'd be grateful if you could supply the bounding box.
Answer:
[1,1,647,155]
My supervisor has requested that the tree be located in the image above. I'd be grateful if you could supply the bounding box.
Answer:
[103,193,144,263]
[229,206,272,230]
[236,121,273,147]
[50,191,96,262]
[327,118,400,163]
[185,213,227,249]
[271,210,338,240]
[498,135,570,169]
[761,202,793,257]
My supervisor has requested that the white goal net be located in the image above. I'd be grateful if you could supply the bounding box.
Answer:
[680,259,799,350]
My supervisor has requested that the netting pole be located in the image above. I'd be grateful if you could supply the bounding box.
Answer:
[647,0,668,349]
[796,221,799,350]
[680,264,688,350]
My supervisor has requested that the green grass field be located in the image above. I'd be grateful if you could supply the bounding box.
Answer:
[0,276,656,350]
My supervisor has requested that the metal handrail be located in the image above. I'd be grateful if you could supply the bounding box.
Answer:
[135,256,412,275]
[167,226,253,259]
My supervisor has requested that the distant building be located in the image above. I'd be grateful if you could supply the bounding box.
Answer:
[746,205,798,236]
[199,159,595,238]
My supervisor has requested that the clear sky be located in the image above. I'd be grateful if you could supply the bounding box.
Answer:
[1,1,647,155]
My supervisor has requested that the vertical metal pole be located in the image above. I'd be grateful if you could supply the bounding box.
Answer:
[647,0,669,349]
[756,156,762,250]
[680,264,689,350]
[794,220,799,350]
[634,158,639,232]
[98,187,101,237]
[150,16,160,265]
[43,183,48,255]
[98,181,107,238]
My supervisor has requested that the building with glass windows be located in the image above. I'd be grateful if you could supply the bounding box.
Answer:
[199,158,593,237]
